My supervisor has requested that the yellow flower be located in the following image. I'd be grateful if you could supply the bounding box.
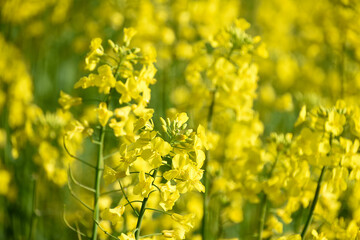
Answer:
[311,229,328,240]
[85,38,104,71]
[162,228,186,240]
[65,120,85,139]
[123,27,137,46]
[97,102,113,127]
[175,112,189,128]
[100,205,125,225]
[325,110,346,136]
[118,233,135,240]
[109,119,126,137]
[95,65,116,94]
[171,213,195,232]
[295,105,307,127]
[114,106,132,120]
[74,76,93,89]
[58,91,82,110]
[140,137,172,168]
[115,78,136,104]
[159,182,180,211]
[274,234,301,240]
[0,169,11,195]
[133,171,154,198]
[97,220,111,240]
[103,165,127,185]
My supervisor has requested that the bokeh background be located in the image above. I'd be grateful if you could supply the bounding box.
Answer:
[1,0,360,239]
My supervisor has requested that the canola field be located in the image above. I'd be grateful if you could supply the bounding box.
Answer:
[1,0,360,239]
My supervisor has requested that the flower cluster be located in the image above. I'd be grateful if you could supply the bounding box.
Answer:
[257,101,360,239]
[3,0,360,239]
[61,29,206,240]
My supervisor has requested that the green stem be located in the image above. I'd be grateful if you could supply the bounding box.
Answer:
[28,177,37,240]
[145,208,172,216]
[91,126,105,240]
[301,166,326,238]
[119,181,139,217]
[135,169,158,240]
[257,195,267,240]
[140,233,163,238]
[201,89,216,240]
[257,156,279,240]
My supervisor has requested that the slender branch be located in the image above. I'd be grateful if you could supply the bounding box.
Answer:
[91,126,106,240]
[301,166,326,238]
[119,180,139,217]
[93,219,118,240]
[124,200,143,206]
[67,181,94,212]
[68,167,96,193]
[63,208,90,239]
[129,171,162,178]
[103,151,119,160]
[145,208,172,216]
[100,189,122,196]
[75,222,83,240]
[140,233,163,238]
[63,136,97,169]
[153,184,161,192]
[91,140,101,145]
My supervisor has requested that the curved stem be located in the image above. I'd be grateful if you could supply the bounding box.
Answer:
[93,219,118,240]
[91,126,105,240]
[103,150,119,160]
[63,136,97,169]
[124,200,143,206]
[145,208,172,216]
[301,166,326,238]
[100,189,122,196]
[67,181,94,212]
[119,180,139,217]
[63,208,90,239]
[68,167,95,193]
[140,233,163,238]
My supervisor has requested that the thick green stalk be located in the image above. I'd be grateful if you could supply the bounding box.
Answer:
[91,126,105,240]
[301,166,326,238]
[135,169,158,240]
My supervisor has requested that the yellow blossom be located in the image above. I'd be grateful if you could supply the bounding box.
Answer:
[0,169,11,195]
[101,205,125,225]
[159,182,180,211]
[325,110,346,136]
[97,102,113,127]
[123,27,137,46]
[85,38,104,71]
[133,171,154,198]
[58,91,82,110]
